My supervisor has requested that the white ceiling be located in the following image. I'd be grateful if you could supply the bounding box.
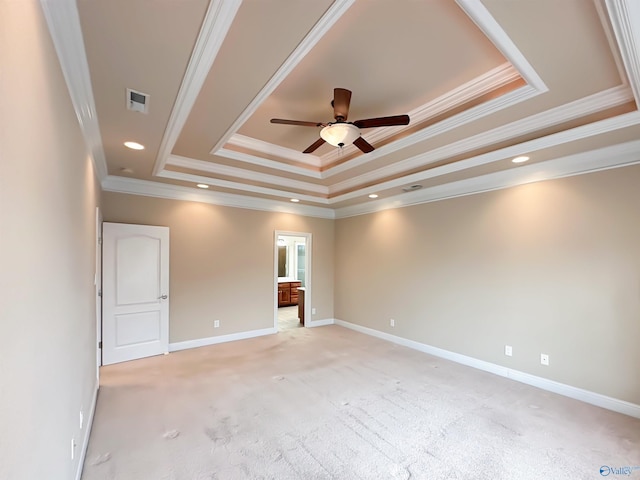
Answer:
[43,0,640,218]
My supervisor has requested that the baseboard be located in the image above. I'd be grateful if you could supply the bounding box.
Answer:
[306,318,335,328]
[169,327,277,352]
[334,319,640,419]
[75,384,99,480]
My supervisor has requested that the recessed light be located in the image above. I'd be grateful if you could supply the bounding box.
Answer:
[124,141,144,150]
[196,184,209,189]
[368,194,379,199]
[512,156,529,164]
[290,198,300,203]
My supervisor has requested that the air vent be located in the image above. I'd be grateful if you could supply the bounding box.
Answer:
[402,184,423,193]
[126,88,149,114]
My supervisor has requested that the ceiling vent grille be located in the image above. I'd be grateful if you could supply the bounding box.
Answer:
[402,184,423,193]
[126,88,149,114]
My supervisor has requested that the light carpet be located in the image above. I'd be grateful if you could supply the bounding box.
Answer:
[82,325,640,479]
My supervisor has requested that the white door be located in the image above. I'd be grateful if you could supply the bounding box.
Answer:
[103,223,170,365]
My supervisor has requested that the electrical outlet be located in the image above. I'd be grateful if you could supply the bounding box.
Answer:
[214,320,220,328]
[541,353,549,366]
[505,345,512,357]
[79,410,84,430]
[390,318,395,327]
[312,308,316,315]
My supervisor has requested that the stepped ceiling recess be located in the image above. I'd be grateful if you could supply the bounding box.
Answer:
[43,0,640,218]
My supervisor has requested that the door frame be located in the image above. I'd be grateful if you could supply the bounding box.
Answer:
[95,207,102,381]
[274,230,311,330]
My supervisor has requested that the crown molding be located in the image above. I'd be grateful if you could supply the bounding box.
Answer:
[211,0,547,178]
[102,175,335,219]
[209,0,356,154]
[334,138,640,218]
[227,134,321,168]
[152,0,242,175]
[606,0,640,105]
[330,110,640,204]
[216,147,323,179]
[456,0,547,92]
[319,62,521,166]
[40,0,108,181]
[166,155,329,195]
[157,169,329,204]
[217,70,537,178]
[322,85,542,179]
[172,86,635,203]
[327,85,634,196]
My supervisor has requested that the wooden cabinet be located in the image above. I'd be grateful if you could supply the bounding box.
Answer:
[278,281,301,307]
[298,287,305,326]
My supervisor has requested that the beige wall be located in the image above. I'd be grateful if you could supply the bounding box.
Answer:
[102,193,334,343]
[0,2,101,479]
[335,166,640,404]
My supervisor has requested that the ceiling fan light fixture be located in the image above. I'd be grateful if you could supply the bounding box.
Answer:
[320,123,360,148]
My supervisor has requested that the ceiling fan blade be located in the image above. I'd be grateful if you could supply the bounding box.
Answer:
[271,119,324,127]
[303,137,326,154]
[333,88,352,121]
[353,136,374,153]
[353,114,410,129]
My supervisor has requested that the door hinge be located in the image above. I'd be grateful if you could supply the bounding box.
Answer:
[98,236,102,245]
[98,289,102,297]
[98,341,102,349]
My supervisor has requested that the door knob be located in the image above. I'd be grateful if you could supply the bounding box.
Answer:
[158,294,168,300]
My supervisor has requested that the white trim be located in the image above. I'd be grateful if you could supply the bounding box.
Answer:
[327,85,634,192]
[209,0,356,154]
[306,318,335,328]
[157,169,329,204]
[606,0,640,106]
[320,63,524,166]
[163,84,633,203]
[95,207,102,380]
[101,175,336,219]
[75,385,98,480]
[169,327,277,352]
[594,0,630,88]
[456,0,547,92]
[216,148,323,179]
[228,134,321,168]
[333,319,640,419]
[323,85,539,178]
[166,155,329,195]
[40,0,108,181]
[334,137,640,218]
[274,231,312,330]
[210,0,548,179]
[152,0,242,175]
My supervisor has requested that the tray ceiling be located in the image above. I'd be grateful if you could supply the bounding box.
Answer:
[44,0,640,218]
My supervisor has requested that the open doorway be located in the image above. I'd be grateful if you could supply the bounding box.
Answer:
[274,231,311,331]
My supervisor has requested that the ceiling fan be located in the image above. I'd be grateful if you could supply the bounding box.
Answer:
[270,88,410,154]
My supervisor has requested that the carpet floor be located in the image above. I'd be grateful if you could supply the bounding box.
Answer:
[82,325,640,479]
